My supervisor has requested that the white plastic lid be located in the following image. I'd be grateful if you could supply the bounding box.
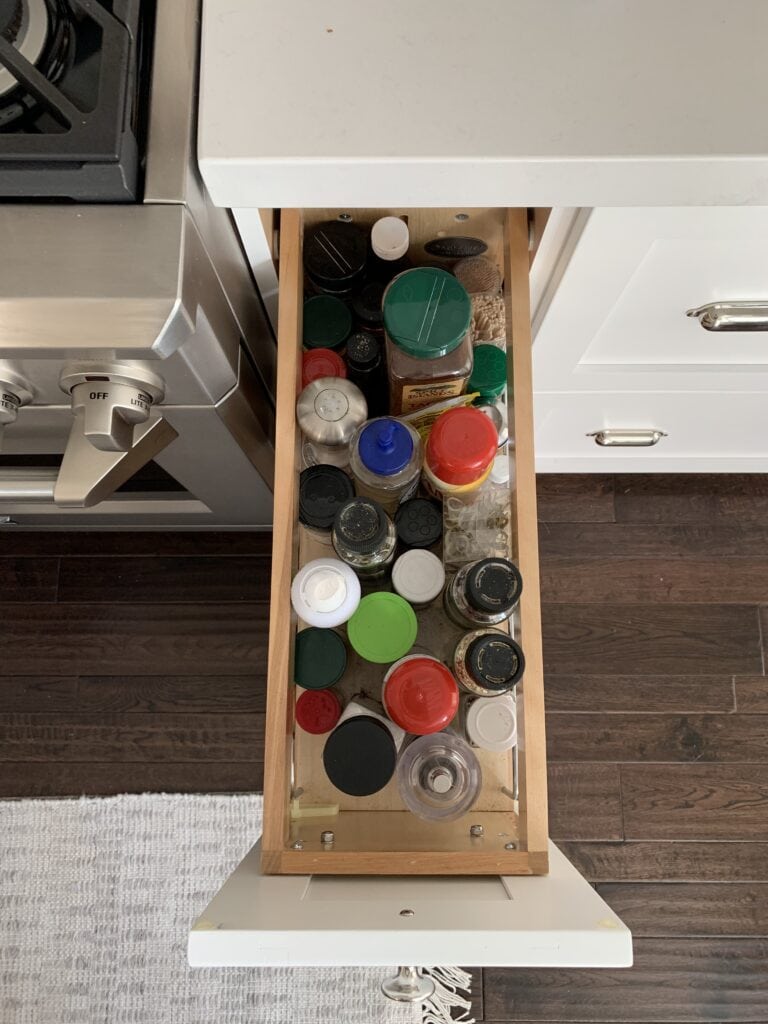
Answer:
[291,558,361,628]
[371,216,410,261]
[466,695,517,752]
[391,549,446,606]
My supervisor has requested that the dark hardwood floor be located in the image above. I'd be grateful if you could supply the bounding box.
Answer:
[2,475,768,1021]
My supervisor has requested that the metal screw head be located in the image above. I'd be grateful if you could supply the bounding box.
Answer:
[337,212,353,222]
[320,830,335,845]
[469,824,484,838]
[290,839,304,850]
[399,909,415,917]
[505,841,517,850]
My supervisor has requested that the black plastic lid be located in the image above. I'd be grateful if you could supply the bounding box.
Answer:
[323,716,397,796]
[304,221,367,290]
[466,633,525,691]
[333,497,389,554]
[298,465,355,531]
[423,236,488,259]
[352,280,385,329]
[395,498,443,549]
[346,330,381,373]
[294,627,348,690]
[465,558,523,615]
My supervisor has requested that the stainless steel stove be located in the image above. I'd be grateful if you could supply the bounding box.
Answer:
[0,0,276,527]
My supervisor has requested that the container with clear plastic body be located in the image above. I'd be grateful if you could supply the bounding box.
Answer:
[396,731,482,822]
[349,417,422,516]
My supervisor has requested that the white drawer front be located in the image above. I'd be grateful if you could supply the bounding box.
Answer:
[533,207,768,394]
[535,392,768,472]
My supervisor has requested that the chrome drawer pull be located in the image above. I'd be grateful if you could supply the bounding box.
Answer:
[588,429,666,447]
[686,301,768,331]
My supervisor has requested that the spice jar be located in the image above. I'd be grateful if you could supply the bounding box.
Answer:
[323,699,405,797]
[391,549,445,608]
[444,557,523,630]
[304,220,367,296]
[369,216,411,283]
[395,497,443,549]
[296,377,367,467]
[349,417,422,516]
[423,406,498,498]
[290,557,361,629]
[382,655,459,735]
[453,629,525,696]
[303,296,352,351]
[302,348,347,389]
[345,331,387,417]
[347,592,418,664]
[352,280,385,333]
[331,496,397,579]
[464,694,517,752]
[296,688,342,735]
[294,626,348,690]
[298,464,354,536]
[396,732,482,822]
[467,345,507,403]
[383,268,473,414]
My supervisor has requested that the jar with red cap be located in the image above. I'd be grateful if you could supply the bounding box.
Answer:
[302,348,347,389]
[423,406,498,499]
[382,654,459,735]
[295,688,342,735]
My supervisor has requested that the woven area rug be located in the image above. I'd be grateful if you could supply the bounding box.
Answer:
[0,793,472,1024]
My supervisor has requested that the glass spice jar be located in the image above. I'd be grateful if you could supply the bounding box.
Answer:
[444,557,523,630]
[453,628,525,697]
[331,496,397,579]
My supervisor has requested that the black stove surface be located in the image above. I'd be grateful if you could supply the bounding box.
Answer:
[0,0,152,201]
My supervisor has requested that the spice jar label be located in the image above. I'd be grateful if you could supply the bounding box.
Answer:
[400,379,465,413]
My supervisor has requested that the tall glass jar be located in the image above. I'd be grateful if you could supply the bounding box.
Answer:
[331,496,397,579]
[444,557,523,629]
[383,268,473,415]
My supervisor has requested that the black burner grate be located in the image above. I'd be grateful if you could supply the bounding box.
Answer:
[0,0,151,201]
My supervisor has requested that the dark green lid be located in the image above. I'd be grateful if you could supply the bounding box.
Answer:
[383,268,471,360]
[303,296,353,351]
[468,344,508,400]
[294,627,347,689]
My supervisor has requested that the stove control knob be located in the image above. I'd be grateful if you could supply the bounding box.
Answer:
[0,372,33,452]
[60,366,165,454]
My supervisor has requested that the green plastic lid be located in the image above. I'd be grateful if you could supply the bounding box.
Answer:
[294,627,347,689]
[383,268,471,360]
[347,593,418,664]
[468,344,508,401]
[303,296,353,351]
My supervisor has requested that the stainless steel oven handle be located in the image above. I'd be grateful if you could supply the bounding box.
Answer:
[588,429,667,448]
[686,301,768,331]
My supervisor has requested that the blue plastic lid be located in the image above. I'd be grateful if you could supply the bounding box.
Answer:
[358,418,414,476]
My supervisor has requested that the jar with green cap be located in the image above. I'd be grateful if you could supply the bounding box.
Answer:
[468,344,508,403]
[383,267,473,415]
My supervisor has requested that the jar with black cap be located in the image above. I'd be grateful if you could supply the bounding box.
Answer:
[395,497,443,550]
[444,557,523,629]
[331,496,397,579]
[298,464,354,536]
[453,628,525,697]
[323,699,405,797]
[345,331,387,417]
[304,221,368,296]
[352,281,385,334]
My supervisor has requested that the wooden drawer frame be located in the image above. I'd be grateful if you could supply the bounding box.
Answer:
[261,208,547,875]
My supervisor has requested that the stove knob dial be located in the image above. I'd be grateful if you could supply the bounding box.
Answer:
[71,380,157,453]
[0,374,33,451]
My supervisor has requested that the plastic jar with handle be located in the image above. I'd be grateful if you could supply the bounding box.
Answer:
[349,417,422,516]
[396,731,482,822]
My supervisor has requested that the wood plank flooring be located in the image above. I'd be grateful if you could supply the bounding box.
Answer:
[1,474,767,1021]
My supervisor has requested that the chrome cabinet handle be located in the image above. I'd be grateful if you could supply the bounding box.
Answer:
[686,301,768,331]
[588,429,666,448]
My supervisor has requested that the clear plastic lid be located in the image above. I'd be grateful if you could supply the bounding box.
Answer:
[397,732,482,822]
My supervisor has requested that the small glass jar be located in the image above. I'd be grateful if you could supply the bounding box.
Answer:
[349,417,422,516]
[394,497,443,550]
[345,331,387,417]
[444,557,523,630]
[383,268,473,415]
[296,377,367,467]
[396,731,482,822]
[423,406,498,499]
[453,628,525,696]
[304,220,368,296]
[331,496,397,579]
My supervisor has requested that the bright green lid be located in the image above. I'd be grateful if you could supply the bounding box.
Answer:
[303,296,353,351]
[468,344,508,400]
[294,627,347,689]
[347,593,418,664]
[383,268,471,360]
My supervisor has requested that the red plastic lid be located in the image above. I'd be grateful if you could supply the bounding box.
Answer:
[425,407,498,485]
[383,656,459,735]
[295,688,342,734]
[302,349,347,389]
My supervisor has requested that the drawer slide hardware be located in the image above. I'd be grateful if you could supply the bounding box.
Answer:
[686,301,768,331]
[588,429,666,448]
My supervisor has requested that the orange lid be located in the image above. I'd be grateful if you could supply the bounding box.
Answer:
[383,656,459,735]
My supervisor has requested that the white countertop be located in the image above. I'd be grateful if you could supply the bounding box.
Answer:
[199,0,768,209]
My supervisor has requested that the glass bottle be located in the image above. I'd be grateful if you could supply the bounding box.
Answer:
[396,732,482,822]
[444,557,523,629]
[331,496,397,579]
[453,628,525,697]
[345,331,387,417]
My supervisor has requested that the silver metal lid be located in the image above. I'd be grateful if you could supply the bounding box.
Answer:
[296,377,367,447]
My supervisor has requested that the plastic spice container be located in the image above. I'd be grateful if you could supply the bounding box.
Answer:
[298,464,355,536]
[391,549,445,608]
[296,377,367,467]
[304,220,368,295]
[395,497,443,549]
[383,655,459,735]
[464,694,517,752]
[349,417,422,516]
[291,557,361,629]
[303,296,353,351]
[444,557,523,630]
[369,216,411,282]
[331,497,397,579]
[294,626,348,690]
[423,406,498,498]
[295,688,342,735]
[345,331,386,417]
[397,732,482,822]
[453,629,525,696]
[467,345,507,403]
[347,591,418,664]
[323,699,406,797]
[302,348,347,389]
[383,268,473,414]
[352,280,385,333]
